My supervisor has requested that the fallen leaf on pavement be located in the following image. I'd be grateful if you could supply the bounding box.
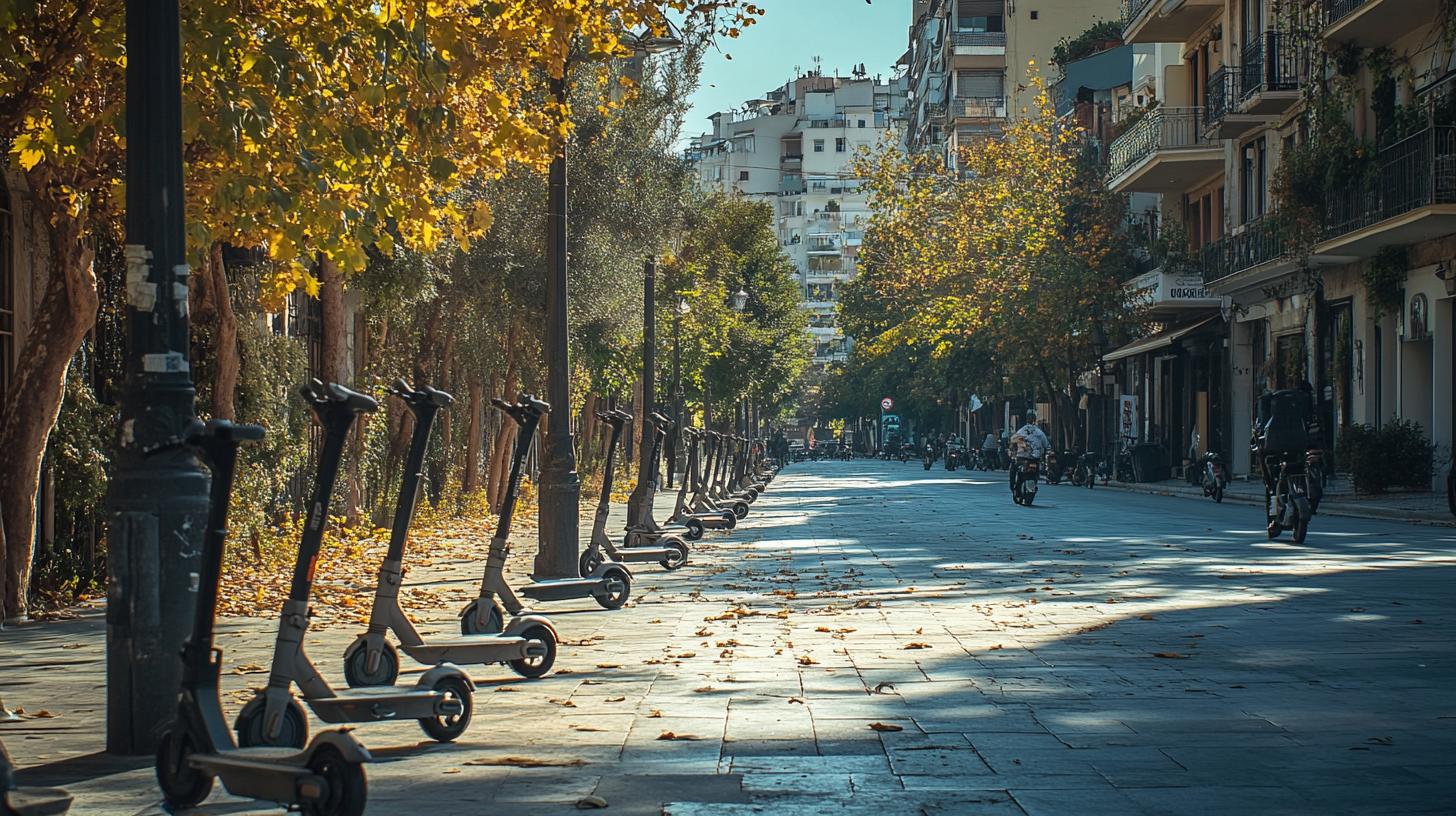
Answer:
[549,698,578,707]
[576,795,609,809]
[797,655,818,666]
[605,696,626,703]
[595,663,621,669]
[693,686,715,693]
[1152,652,1188,659]
[657,731,701,741]
[647,709,663,718]
[904,643,931,650]
[442,768,461,774]
[868,722,903,732]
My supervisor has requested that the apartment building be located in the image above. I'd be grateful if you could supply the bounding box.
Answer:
[902,0,1122,162]
[687,72,908,366]
[1104,0,1455,486]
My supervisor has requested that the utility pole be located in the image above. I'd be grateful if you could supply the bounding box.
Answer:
[627,258,656,521]
[536,72,581,579]
[106,0,209,755]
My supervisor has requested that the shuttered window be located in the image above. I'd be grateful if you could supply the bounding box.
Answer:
[957,70,1004,98]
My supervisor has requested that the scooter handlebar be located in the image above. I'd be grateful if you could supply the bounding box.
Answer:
[301,380,379,414]
[595,409,632,425]
[389,378,455,408]
[517,394,551,414]
[649,412,673,429]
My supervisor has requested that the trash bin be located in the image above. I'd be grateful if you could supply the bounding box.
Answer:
[1131,443,1168,482]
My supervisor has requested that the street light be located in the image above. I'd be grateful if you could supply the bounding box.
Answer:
[536,28,682,578]
[729,288,748,438]
[731,288,749,312]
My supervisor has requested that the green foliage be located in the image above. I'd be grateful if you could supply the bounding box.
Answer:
[1363,246,1407,320]
[1339,420,1435,493]
[1051,21,1124,71]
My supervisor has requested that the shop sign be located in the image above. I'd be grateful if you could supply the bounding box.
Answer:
[1131,269,1221,307]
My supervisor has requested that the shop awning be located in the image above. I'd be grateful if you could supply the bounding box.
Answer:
[1102,315,1222,363]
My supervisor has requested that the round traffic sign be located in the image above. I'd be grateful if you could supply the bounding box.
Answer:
[880,397,894,411]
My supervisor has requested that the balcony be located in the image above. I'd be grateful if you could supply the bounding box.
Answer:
[1106,107,1223,194]
[953,96,1008,121]
[1239,31,1309,116]
[1319,124,1456,257]
[1203,125,1456,291]
[807,237,844,255]
[1203,65,1265,140]
[1324,0,1441,49]
[949,30,1007,52]
[1121,0,1222,46]
[780,177,805,196]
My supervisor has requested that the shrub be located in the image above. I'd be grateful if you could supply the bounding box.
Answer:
[1339,420,1435,493]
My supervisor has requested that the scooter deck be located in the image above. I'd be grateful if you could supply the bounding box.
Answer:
[520,577,610,602]
[402,634,544,664]
[196,747,321,804]
[3,788,72,816]
[307,686,447,723]
[610,546,676,563]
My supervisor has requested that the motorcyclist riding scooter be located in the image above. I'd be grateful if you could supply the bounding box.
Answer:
[1254,384,1318,542]
[1010,412,1050,506]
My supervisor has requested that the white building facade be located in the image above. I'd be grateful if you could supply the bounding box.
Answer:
[688,72,908,365]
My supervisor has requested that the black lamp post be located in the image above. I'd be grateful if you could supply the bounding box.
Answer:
[670,297,690,486]
[535,31,681,578]
[106,0,210,754]
[626,258,656,522]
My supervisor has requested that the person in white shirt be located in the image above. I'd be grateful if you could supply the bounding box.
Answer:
[1009,411,1050,492]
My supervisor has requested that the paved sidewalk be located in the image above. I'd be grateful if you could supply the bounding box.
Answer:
[1098,473,1453,525]
[3,461,1454,814]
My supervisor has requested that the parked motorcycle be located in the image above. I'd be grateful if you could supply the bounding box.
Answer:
[1070,451,1097,489]
[1011,457,1040,506]
[1200,450,1228,503]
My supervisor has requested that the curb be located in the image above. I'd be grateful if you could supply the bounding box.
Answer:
[1094,479,1455,527]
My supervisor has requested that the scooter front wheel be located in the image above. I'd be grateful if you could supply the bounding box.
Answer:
[731,501,749,520]
[459,599,506,636]
[510,624,557,679]
[301,745,368,816]
[684,519,705,540]
[579,548,604,578]
[419,675,473,742]
[156,726,215,809]
[236,697,308,749]
[343,640,400,688]
[595,567,632,610]
[660,540,689,571]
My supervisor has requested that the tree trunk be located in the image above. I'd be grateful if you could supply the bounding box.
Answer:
[437,325,456,499]
[0,185,97,619]
[486,324,519,511]
[463,376,484,494]
[318,257,348,383]
[345,310,369,526]
[209,241,239,420]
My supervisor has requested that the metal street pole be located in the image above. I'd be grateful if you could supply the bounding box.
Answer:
[627,258,655,521]
[106,0,209,755]
[671,303,685,486]
[535,72,581,579]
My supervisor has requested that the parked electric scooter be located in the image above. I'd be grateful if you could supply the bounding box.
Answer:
[2,739,69,816]
[701,433,750,520]
[579,410,688,575]
[622,412,703,546]
[152,418,371,816]
[341,380,557,688]
[459,395,632,635]
[235,382,474,749]
[673,428,735,531]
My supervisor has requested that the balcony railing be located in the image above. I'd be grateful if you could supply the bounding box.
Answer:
[1323,124,1456,238]
[954,96,1007,119]
[950,31,1007,48]
[1323,0,1368,26]
[1202,125,1456,283]
[1120,0,1157,28]
[1240,31,1309,99]
[1106,107,1212,181]
[1205,66,1238,126]
[1201,214,1286,284]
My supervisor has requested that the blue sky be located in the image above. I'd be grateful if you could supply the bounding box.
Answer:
[680,0,908,141]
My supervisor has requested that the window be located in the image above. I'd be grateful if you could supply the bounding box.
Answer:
[1241,137,1267,223]
[0,176,12,405]
[738,170,750,181]
[813,138,825,152]
[957,1,1005,31]
[1030,10,1039,19]
[956,69,1003,99]
[858,119,866,128]
[835,137,847,152]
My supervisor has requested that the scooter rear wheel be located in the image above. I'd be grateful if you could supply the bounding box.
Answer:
[236,697,308,749]
[731,501,749,520]
[156,726,214,809]
[343,641,400,688]
[419,675,472,742]
[660,540,689,570]
[510,624,557,679]
[595,567,632,610]
[459,599,506,636]
[684,519,705,540]
[301,745,367,816]
[579,548,603,578]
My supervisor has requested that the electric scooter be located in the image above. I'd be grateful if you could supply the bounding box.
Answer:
[152,419,370,816]
[623,412,705,545]
[235,382,474,748]
[703,433,750,519]
[583,410,688,574]
[670,428,734,532]
[458,395,632,636]
[341,380,558,688]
